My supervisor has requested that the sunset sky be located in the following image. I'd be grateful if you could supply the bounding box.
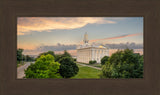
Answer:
[17,17,143,50]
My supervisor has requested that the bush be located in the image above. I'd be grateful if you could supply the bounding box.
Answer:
[25,54,61,78]
[73,58,76,61]
[100,49,143,78]
[58,57,79,78]
[89,60,97,64]
[101,56,109,65]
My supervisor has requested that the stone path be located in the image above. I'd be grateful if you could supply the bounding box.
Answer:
[76,63,102,70]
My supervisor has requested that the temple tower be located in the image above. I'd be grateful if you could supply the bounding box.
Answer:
[83,32,89,44]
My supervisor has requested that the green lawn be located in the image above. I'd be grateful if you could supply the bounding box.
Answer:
[76,62,102,68]
[71,64,101,79]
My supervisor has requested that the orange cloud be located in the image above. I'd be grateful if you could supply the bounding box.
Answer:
[80,33,143,43]
[17,17,117,35]
[17,44,37,50]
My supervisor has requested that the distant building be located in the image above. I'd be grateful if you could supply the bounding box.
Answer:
[77,32,109,64]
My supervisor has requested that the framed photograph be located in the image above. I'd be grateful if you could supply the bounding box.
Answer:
[17,17,143,79]
[0,0,160,95]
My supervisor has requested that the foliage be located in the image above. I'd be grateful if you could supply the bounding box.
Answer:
[55,50,71,62]
[55,54,62,62]
[37,51,55,59]
[101,56,109,65]
[17,61,25,67]
[89,60,97,64]
[17,48,23,62]
[71,64,101,79]
[73,58,76,62]
[100,49,143,78]
[58,57,79,78]
[25,54,61,78]
[61,50,71,58]
[25,55,35,61]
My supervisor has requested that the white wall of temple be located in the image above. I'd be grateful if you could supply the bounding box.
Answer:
[77,47,109,64]
[77,48,92,63]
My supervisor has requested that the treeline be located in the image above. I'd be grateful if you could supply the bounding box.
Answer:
[99,49,143,78]
[17,49,35,64]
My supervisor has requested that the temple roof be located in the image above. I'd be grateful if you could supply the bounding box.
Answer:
[77,32,109,49]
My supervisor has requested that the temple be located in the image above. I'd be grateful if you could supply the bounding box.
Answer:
[77,32,109,64]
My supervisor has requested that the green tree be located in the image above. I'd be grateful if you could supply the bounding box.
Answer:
[55,54,62,62]
[25,54,61,78]
[61,50,71,58]
[101,56,109,65]
[17,48,23,62]
[54,50,71,62]
[100,49,143,78]
[26,55,35,62]
[37,51,55,59]
[59,57,79,78]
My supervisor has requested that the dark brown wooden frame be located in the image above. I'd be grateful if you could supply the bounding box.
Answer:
[0,0,160,95]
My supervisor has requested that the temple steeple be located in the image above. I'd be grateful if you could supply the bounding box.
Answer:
[83,32,89,44]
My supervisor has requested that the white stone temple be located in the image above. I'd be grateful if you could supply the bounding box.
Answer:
[77,32,109,64]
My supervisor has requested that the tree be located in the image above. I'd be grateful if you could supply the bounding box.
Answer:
[61,50,71,58]
[17,48,23,62]
[54,50,71,62]
[55,54,62,62]
[25,54,61,78]
[37,51,55,59]
[47,51,55,57]
[58,57,79,78]
[101,56,109,65]
[100,49,143,78]
[26,55,35,62]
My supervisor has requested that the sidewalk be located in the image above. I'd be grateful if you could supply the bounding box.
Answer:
[76,63,101,70]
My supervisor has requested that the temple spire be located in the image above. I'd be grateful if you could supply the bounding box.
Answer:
[83,32,89,44]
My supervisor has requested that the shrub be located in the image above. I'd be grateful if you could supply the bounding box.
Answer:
[73,58,77,61]
[89,60,97,64]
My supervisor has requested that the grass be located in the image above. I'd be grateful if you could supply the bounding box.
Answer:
[71,64,101,79]
[89,63,102,68]
[76,62,102,68]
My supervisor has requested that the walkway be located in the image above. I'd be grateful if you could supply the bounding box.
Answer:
[17,62,35,79]
[76,63,102,70]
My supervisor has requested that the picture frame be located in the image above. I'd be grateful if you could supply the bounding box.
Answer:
[0,0,160,95]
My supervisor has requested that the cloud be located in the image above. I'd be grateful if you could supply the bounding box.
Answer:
[22,42,143,56]
[17,17,117,35]
[88,32,143,43]
[104,42,143,49]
